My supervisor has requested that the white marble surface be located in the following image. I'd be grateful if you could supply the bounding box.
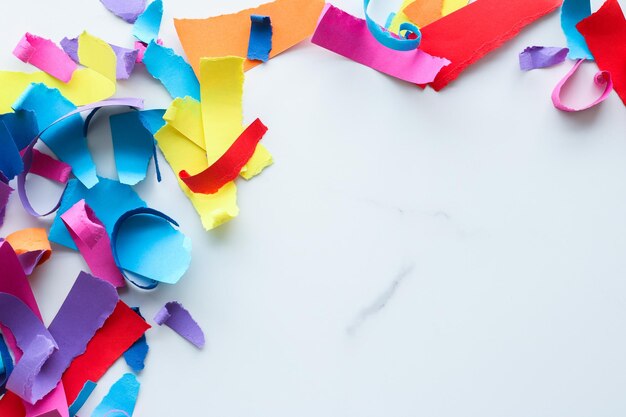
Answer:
[2,0,626,416]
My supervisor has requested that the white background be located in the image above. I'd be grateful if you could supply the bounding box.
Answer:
[1,0,626,416]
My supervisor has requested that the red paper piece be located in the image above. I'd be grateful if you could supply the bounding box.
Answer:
[61,301,150,404]
[576,0,626,105]
[415,0,561,90]
[179,118,268,194]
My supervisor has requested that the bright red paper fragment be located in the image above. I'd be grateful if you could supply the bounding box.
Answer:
[415,0,562,90]
[179,118,268,194]
[576,0,626,105]
[61,300,150,404]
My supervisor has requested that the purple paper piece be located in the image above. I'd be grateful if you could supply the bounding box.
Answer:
[154,302,205,348]
[8,272,118,404]
[17,250,48,275]
[0,180,12,227]
[1,293,58,403]
[61,37,138,80]
[519,46,569,71]
[100,0,147,23]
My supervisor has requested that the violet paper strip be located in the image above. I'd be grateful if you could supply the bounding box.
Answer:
[551,59,613,112]
[13,33,77,82]
[17,271,118,404]
[0,179,13,227]
[154,302,205,348]
[100,0,147,23]
[311,4,449,84]
[519,46,569,70]
[60,200,126,288]
[17,250,49,275]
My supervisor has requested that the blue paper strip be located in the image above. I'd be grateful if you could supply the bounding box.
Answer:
[143,41,200,100]
[92,373,140,417]
[123,307,149,372]
[68,380,97,417]
[561,0,594,60]
[0,110,38,151]
[0,122,23,180]
[13,83,98,188]
[110,112,154,185]
[49,177,147,250]
[133,0,163,44]
[247,15,273,62]
[137,109,165,135]
[0,333,14,395]
[363,0,421,51]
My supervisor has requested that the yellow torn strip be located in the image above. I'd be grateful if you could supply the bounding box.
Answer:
[155,124,239,230]
[388,0,417,34]
[388,0,469,33]
[163,97,206,150]
[199,56,272,180]
[0,31,116,113]
[442,0,469,16]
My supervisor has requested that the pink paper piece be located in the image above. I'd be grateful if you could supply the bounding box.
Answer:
[60,200,126,288]
[13,33,77,83]
[311,4,449,84]
[134,38,163,63]
[154,302,205,348]
[552,59,614,112]
[30,150,72,184]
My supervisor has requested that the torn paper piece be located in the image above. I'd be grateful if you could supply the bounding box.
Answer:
[181,118,268,194]
[67,380,96,417]
[61,201,125,288]
[174,0,325,74]
[519,46,568,70]
[0,334,13,395]
[137,109,165,135]
[112,208,191,288]
[311,5,449,84]
[0,122,23,180]
[15,271,118,404]
[561,0,593,60]
[577,0,626,105]
[92,373,139,417]
[163,97,205,150]
[123,308,149,372]
[100,0,146,23]
[16,250,48,276]
[110,112,154,185]
[13,83,98,188]
[143,41,200,100]
[154,302,205,348]
[0,181,11,228]
[30,150,72,184]
[199,57,273,179]
[6,228,52,270]
[13,34,77,82]
[551,59,613,111]
[414,0,561,90]
[0,109,38,152]
[61,301,150,405]
[155,124,239,230]
[61,37,138,80]
[389,0,442,31]
[0,31,118,114]
[364,0,421,51]
[442,0,469,15]
[248,15,273,62]
[133,0,163,44]
[50,177,146,250]
[2,293,58,403]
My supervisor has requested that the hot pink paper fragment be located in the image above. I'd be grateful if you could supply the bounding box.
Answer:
[13,34,77,83]
[551,59,613,112]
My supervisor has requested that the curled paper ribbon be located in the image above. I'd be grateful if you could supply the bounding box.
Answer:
[364,0,421,50]
[17,98,144,217]
[551,59,613,112]
[111,207,191,290]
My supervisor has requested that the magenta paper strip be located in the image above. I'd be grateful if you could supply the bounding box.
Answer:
[311,4,449,84]
[13,34,77,82]
[552,59,613,112]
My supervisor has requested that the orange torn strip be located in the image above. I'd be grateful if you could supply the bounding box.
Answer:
[174,0,325,75]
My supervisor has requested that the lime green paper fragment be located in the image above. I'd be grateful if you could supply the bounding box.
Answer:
[199,56,272,180]
[0,31,116,113]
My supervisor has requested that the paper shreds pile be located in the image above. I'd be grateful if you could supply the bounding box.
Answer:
[0,0,624,415]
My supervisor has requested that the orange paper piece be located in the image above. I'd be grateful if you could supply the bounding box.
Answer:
[405,0,444,27]
[174,0,325,75]
[5,228,52,266]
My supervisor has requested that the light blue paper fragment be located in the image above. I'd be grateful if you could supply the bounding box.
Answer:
[92,373,140,417]
[133,0,162,44]
[143,42,200,100]
[561,0,594,60]
[247,15,273,62]
[68,380,97,417]
[110,112,154,185]
[12,83,98,188]
[138,109,165,135]
[49,177,146,250]
[115,210,191,285]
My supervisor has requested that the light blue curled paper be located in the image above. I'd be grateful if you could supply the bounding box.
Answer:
[561,0,593,60]
[92,373,140,417]
[363,0,421,51]
[133,0,162,44]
